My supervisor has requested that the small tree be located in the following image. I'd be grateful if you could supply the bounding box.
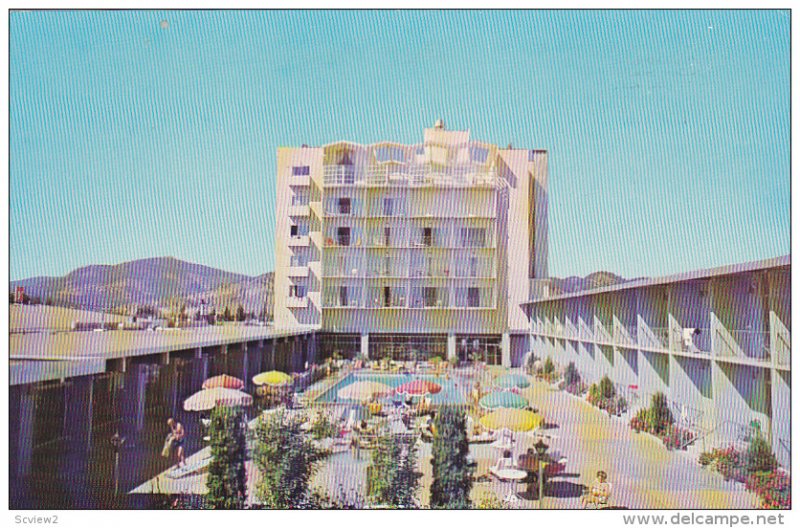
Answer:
[223,306,232,322]
[430,406,473,509]
[564,362,580,386]
[253,411,324,508]
[648,392,673,434]
[543,356,555,375]
[598,375,616,399]
[236,304,246,322]
[367,434,420,508]
[206,405,248,509]
[747,433,778,474]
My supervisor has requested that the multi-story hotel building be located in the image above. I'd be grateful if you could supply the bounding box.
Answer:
[523,256,791,468]
[274,121,549,365]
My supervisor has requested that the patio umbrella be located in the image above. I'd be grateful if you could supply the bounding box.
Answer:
[252,370,293,386]
[479,391,528,410]
[479,408,543,433]
[202,374,245,390]
[337,381,391,403]
[395,379,442,396]
[494,373,531,390]
[183,388,253,411]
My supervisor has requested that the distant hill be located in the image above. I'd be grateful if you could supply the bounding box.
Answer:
[548,271,634,296]
[9,257,273,318]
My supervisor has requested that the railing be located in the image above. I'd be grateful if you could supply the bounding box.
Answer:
[722,329,771,362]
[594,321,612,344]
[366,164,499,187]
[639,325,669,350]
[324,166,357,185]
[672,326,712,355]
[613,322,637,347]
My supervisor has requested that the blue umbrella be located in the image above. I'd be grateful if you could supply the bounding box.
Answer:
[494,373,531,390]
[479,391,528,410]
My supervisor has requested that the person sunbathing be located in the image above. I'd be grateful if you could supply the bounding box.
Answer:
[582,470,612,508]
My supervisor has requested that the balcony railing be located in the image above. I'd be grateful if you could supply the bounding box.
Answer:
[324,166,357,185]
[672,326,712,355]
[288,235,310,247]
[717,329,771,362]
[286,297,309,308]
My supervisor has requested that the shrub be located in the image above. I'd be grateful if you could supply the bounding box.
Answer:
[747,434,778,474]
[563,362,581,386]
[430,406,473,509]
[698,451,715,466]
[253,411,325,508]
[367,434,421,508]
[648,392,673,435]
[598,375,616,399]
[630,408,649,433]
[309,412,339,440]
[206,406,248,509]
[542,356,555,376]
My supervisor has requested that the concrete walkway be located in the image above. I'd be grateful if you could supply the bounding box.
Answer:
[511,379,757,509]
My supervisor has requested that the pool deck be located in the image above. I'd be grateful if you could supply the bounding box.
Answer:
[128,372,758,509]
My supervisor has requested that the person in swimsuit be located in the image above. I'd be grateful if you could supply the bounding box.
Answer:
[167,418,186,467]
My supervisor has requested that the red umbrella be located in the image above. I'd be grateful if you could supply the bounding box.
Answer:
[202,374,245,390]
[395,380,442,396]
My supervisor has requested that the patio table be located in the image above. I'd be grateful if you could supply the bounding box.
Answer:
[495,468,527,503]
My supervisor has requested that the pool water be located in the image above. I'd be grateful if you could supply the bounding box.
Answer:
[315,371,474,405]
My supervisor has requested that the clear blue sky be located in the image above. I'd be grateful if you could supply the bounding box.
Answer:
[9,10,790,281]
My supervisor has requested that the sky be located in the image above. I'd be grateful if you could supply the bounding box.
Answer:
[9,10,790,281]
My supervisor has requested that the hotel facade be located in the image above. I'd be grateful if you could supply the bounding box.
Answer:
[523,256,791,468]
[274,121,549,365]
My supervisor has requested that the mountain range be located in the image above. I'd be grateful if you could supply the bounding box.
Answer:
[9,257,273,317]
[10,256,632,317]
[547,271,634,296]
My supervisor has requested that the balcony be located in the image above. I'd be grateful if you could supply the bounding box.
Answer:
[324,166,358,186]
[288,235,310,247]
[613,321,637,348]
[288,204,310,216]
[288,174,311,186]
[287,266,309,278]
[286,297,309,308]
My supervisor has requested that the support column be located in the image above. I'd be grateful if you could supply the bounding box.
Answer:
[501,333,511,368]
[63,377,94,505]
[15,385,35,477]
[308,333,318,365]
[361,333,370,359]
[447,334,457,363]
[160,352,170,365]
[194,347,203,359]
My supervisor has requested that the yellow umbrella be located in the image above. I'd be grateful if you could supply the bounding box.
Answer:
[252,370,293,386]
[337,380,391,403]
[479,408,543,432]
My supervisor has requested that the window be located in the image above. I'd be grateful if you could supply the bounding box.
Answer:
[289,285,306,298]
[337,227,351,246]
[290,255,307,267]
[290,225,299,237]
[292,165,310,176]
[292,193,309,206]
[338,197,351,215]
[468,288,480,308]
[383,198,394,216]
[383,227,391,246]
[339,286,348,307]
[383,286,391,307]
[423,227,433,247]
[461,228,486,248]
[424,287,437,307]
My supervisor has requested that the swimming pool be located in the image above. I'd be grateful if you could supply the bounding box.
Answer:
[314,371,473,405]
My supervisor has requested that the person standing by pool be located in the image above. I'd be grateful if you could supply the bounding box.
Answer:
[167,418,186,468]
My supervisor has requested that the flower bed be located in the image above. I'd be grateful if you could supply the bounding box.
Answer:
[746,470,791,509]
[587,375,627,416]
[699,438,789,510]
[629,393,695,450]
